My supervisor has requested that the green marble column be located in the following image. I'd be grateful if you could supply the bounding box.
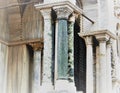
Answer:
[57,19,68,79]
[53,6,73,80]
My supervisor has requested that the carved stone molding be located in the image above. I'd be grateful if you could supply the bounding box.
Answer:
[29,42,43,51]
[53,5,73,19]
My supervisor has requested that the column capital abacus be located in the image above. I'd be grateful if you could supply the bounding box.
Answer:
[95,34,110,43]
[84,36,93,45]
[40,8,52,19]
[53,5,73,19]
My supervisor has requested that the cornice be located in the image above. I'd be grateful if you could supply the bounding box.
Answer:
[0,38,43,47]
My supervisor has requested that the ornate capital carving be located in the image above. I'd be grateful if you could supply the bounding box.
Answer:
[53,5,73,19]
[40,8,51,19]
[29,42,43,51]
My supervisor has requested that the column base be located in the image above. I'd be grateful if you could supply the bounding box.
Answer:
[39,83,54,93]
[55,80,76,93]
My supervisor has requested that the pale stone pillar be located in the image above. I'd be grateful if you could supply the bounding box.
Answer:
[40,8,53,92]
[106,40,112,93]
[32,51,41,93]
[96,46,99,93]
[95,35,109,93]
[29,43,43,93]
[84,36,94,93]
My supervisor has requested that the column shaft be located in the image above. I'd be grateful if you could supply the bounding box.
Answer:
[106,42,112,93]
[99,41,107,93]
[57,19,68,79]
[96,46,99,93]
[40,8,53,84]
[68,21,74,81]
[32,51,41,93]
[85,36,93,93]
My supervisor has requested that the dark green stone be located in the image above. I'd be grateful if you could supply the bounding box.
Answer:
[57,20,68,79]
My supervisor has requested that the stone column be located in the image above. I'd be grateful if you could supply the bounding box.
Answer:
[106,40,112,93]
[96,46,99,93]
[95,35,109,93]
[29,43,43,93]
[53,5,76,93]
[40,8,53,92]
[84,36,94,93]
[68,14,75,82]
[53,5,73,79]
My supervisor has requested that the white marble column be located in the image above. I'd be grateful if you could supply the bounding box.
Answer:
[106,40,112,93]
[96,46,99,93]
[84,36,94,93]
[29,43,43,93]
[95,35,109,93]
[32,51,41,93]
[40,8,53,92]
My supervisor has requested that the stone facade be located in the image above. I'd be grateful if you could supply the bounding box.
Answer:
[0,0,120,93]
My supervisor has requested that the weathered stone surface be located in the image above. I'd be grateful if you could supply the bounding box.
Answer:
[57,19,68,79]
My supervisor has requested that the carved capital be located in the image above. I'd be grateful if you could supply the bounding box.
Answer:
[40,8,51,19]
[29,42,43,51]
[84,36,93,45]
[95,34,110,43]
[53,5,73,19]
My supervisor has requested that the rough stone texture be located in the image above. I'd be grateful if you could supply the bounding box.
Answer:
[40,8,53,84]
[68,22,74,81]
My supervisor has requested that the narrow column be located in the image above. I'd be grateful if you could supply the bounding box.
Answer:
[106,40,112,93]
[84,36,94,93]
[95,35,109,93]
[29,42,43,93]
[68,14,75,82]
[40,8,53,91]
[96,46,99,93]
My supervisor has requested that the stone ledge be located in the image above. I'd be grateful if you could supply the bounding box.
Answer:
[78,29,116,40]
[0,38,43,46]
[35,1,94,23]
